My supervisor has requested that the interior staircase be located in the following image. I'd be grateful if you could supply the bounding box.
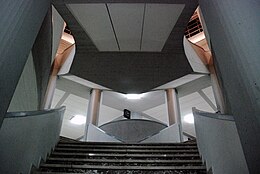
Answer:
[32,138,207,174]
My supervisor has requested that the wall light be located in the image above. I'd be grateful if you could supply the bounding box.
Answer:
[184,113,194,124]
[70,115,86,125]
[125,94,144,100]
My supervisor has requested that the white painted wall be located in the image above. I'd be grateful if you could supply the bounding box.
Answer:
[51,77,217,139]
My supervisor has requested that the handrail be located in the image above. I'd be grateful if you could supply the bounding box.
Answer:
[5,106,66,118]
[192,107,234,121]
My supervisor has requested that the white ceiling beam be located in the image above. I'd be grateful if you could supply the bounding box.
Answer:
[197,90,217,112]
[54,92,70,108]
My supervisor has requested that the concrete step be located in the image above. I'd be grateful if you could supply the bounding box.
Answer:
[46,157,203,165]
[35,170,206,174]
[51,152,201,159]
[56,144,198,149]
[54,147,199,154]
[40,163,207,171]
[58,142,197,146]
[34,139,205,174]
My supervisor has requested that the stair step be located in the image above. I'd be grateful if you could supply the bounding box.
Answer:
[57,144,198,149]
[47,157,203,164]
[40,163,206,170]
[51,152,200,159]
[35,170,205,174]
[33,138,205,174]
[58,142,197,146]
[54,147,199,154]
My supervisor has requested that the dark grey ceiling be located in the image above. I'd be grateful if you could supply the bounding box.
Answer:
[52,0,198,94]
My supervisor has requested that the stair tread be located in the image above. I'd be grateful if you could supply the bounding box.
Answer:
[54,147,199,153]
[47,157,203,163]
[40,163,206,170]
[57,144,197,149]
[51,152,200,157]
[34,140,205,174]
[58,142,197,146]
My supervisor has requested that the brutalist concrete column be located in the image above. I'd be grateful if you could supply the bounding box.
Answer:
[166,88,183,142]
[199,0,260,173]
[84,89,102,140]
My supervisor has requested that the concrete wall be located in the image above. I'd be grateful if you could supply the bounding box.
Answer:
[32,7,53,109]
[86,124,122,143]
[199,1,260,172]
[141,123,180,143]
[193,108,249,174]
[99,119,167,143]
[0,0,51,127]
[183,37,209,74]
[0,107,65,174]
[8,52,38,112]
[52,6,65,62]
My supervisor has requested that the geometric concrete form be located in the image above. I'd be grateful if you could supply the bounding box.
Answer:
[85,123,122,143]
[199,1,260,172]
[0,107,65,174]
[32,8,53,108]
[8,52,39,112]
[141,123,181,143]
[52,0,199,94]
[52,6,65,62]
[99,119,167,143]
[0,0,51,127]
[183,37,209,74]
[193,108,249,174]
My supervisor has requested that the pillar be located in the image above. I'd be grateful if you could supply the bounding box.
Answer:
[84,89,102,140]
[166,88,183,142]
[199,0,260,172]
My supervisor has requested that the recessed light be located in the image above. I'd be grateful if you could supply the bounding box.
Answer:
[70,115,86,125]
[125,94,144,100]
[184,113,194,124]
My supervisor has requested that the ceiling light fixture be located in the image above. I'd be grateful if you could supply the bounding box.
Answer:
[70,115,86,125]
[184,113,194,124]
[125,94,144,100]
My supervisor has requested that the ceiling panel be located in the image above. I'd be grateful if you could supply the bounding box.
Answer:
[141,4,185,51]
[108,3,144,51]
[67,4,118,51]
